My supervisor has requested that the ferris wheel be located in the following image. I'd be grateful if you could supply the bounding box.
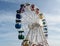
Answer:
[15,3,49,46]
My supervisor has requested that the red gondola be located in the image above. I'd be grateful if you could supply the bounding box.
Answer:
[35,8,39,14]
[31,4,35,11]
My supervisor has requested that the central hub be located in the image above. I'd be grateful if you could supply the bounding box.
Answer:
[28,23,40,29]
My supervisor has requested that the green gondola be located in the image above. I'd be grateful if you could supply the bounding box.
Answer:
[43,22,46,25]
[18,34,24,39]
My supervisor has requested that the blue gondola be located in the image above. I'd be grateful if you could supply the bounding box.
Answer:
[44,28,47,30]
[45,34,48,37]
[20,4,24,8]
[44,25,47,27]
[16,10,20,13]
[15,23,21,29]
[16,14,22,19]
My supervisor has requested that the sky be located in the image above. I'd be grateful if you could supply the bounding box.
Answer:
[0,0,60,46]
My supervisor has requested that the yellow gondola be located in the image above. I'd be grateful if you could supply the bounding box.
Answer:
[39,13,43,19]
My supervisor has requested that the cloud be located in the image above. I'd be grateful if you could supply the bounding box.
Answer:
[45,13,60,22]
[0,11,15,22]
[44,13,60,27]
[55,0,60,3]
[48,39,60,46]
[0,10,25,46]
[0,10,16,37]
[0,0,31,4]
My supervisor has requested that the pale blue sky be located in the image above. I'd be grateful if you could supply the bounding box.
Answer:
[0,0,60,46]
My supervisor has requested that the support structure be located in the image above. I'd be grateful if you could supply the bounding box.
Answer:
[15,3,49,46]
